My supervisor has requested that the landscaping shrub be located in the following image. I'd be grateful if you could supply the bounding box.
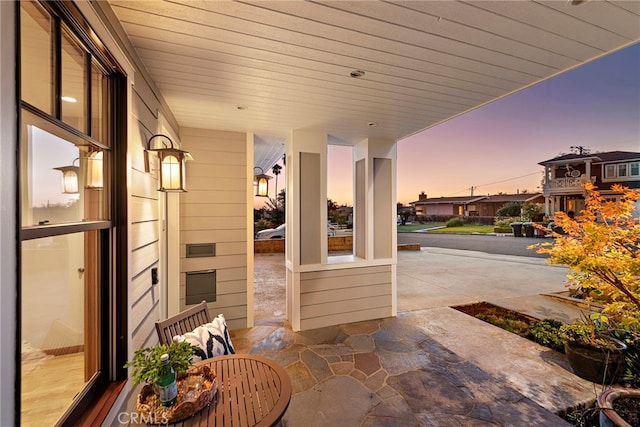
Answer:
[472,307,532,336]
[528,319,565,353]
[494,216,520,228]
[522,202,545,222]
[445,217,464,227]
[496,201,522,217]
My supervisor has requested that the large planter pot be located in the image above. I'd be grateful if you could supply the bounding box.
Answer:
[598,387,640,427]
[564,338,627,384]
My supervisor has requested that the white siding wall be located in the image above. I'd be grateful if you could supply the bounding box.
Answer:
[180,128,249,330]
[114,78,172,419]
[128,88,163,353]
[299,265,393,330]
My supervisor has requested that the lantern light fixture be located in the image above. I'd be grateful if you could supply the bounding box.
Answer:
[146,134,193,192]
[54,158,80,194]
[86,151,104,189]
[253,167,270,197]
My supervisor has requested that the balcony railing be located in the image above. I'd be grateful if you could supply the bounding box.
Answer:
[544,176,595,191]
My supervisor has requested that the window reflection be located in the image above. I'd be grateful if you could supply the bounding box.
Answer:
[22,120,107,227]
[21,231,99,426]
[20,1,54,114]
[91,60,107,143]
[61,27,87,133]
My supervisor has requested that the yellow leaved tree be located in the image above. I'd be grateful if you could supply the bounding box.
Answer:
[534,183,640,339]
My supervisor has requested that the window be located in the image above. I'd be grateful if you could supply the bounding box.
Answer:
[19,1,124,425]
[603,161,640,181]
[20,1,53,114]
[605,164,616,179]
[618,164,628,177]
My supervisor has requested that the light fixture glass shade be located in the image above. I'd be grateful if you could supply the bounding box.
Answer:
[256,174,269,197]
[86,151,103,189]
[147,134,193,192]
[159,151,186,192]
[54,164,80,194]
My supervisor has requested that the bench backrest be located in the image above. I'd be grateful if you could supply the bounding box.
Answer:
[155,300,212,346]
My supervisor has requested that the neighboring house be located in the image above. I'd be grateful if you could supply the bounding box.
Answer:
[410,192,544,217]
[538,151,640,216]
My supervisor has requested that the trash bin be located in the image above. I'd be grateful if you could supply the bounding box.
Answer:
[510,222,523,237]
[523,222,534,238]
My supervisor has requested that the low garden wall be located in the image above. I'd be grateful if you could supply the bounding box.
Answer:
[255,236,420,253]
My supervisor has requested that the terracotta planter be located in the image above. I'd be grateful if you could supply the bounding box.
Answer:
[598,387,640,427]
[564,338,627,384]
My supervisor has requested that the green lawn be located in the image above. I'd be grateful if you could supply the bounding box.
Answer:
[397,223,496,234]
[429,225,495,234]
[397,223,445,232]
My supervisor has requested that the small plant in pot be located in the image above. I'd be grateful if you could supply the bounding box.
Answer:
[559,314,627,384]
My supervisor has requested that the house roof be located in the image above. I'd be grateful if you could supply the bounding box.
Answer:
[484,193,544,203]
[538,151,640,166]
[411,193,543,205]
[411,196,487,205]
[104,1,640,171]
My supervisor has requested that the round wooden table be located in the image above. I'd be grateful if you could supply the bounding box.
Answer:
[169,354,292,427]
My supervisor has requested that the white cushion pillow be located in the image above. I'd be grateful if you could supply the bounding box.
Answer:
[173,314,235,362]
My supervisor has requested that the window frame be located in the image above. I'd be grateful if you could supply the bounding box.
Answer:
[602,161,640,182]
[17,1,127,425]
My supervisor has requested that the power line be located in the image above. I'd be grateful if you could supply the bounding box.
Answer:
[446,171,541,196]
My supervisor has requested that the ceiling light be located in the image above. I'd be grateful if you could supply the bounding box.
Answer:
[350,70,365,78]
[61,96,77,103]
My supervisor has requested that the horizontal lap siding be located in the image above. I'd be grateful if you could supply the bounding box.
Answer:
[299,266,393,330]
[180,128,248,328]
[129,86,163,357]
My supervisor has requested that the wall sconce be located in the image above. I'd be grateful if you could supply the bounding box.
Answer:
[86,151,104,189]
[54,158,79,194]
[146,134,193,192]
[253,167,270,197]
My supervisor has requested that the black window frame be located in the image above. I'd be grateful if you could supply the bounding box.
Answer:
[16,1,128,425]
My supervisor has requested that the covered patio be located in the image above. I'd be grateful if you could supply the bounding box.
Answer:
[2,1,638,425]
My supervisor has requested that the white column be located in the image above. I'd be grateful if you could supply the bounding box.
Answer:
[246,133,255,328]
[353,138,397,261]
[285,130,328,330]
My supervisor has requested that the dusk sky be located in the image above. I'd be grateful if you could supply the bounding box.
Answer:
[263,43,639,208]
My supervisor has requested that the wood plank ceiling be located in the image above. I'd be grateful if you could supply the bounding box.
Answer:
[107,0,639,169]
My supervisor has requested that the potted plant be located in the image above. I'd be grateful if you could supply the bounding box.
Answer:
[559,316,627,384]
[124,341,217,424]
[124,340,196,387]
[532,183,640,384]
[598,387,640,427]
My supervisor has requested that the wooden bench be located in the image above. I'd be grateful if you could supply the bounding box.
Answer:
[155,300,211,346]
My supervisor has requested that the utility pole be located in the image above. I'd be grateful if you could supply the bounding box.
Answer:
[470,186,475,196]
[570,145,589,155]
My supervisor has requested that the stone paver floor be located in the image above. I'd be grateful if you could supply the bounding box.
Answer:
[234,250,601,426]
[232,313,575,426]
